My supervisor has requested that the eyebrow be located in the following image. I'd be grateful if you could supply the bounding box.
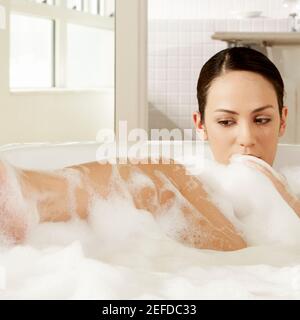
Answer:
[214,105,274,115]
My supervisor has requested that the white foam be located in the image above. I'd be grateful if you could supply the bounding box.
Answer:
[2,157,300,298]
[196,155,300,246]
[0,159,39,244]
[57,167,84,219]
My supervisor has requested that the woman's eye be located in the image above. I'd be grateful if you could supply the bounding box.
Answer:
[218,120,235,127]
[255,118,271,124]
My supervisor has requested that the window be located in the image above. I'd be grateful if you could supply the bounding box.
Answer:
[67,24,114,88]
[9,0,114,90]
[67,0,112,16]
[90,0,100,15]
[10,14,54,89]
[67,0,83,11]
[35,0,54,5]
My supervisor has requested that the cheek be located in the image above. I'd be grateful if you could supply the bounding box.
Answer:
[259,120,280,142]
[205,123,235,158]
[206,122,235,143]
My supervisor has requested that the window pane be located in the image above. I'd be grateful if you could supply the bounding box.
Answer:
[105,0,115,17]
[35,0,54,5]
[67,0,115,16]
[10,14,54,88]
[89,0,99,15]
[85,0,107,16]
[66,24,114,88]
[67,0,83,11]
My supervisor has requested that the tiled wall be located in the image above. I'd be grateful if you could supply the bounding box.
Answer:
[148,18,291,136]
[148,0,297,19]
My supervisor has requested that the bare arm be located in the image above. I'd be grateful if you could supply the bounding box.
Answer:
[125,160,247,251]
[15,160,246,251]
[245,160,300,218]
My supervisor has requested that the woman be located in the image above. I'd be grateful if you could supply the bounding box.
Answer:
[193,46,300,216]
[1,47,298,251]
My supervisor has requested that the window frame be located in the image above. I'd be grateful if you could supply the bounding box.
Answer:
[9,0,114,91]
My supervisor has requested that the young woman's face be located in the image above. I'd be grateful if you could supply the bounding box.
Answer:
[193,71,288,166]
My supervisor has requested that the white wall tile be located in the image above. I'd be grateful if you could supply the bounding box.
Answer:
[239,19,252,31]
[215,20,228,32]
[179,20,193,32]
[179,69,191,81]
[178,56,191,67]
[148,0,294,19]
[179,94,192,104]
[251,19,265,31]
[191,45,202,56]
[203,20,216,32]
[156,69,167,81]
[179,32,191,45]
[167,68,179,81]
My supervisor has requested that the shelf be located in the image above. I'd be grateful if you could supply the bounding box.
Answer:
[212,32,300,46]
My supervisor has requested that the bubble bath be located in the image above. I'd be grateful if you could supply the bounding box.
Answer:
[1,142,300,299]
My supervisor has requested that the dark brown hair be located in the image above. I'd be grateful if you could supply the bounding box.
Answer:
[197,47,285,124]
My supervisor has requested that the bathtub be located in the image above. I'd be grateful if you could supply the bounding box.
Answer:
[1,141,300,300]
[0,140,299,170]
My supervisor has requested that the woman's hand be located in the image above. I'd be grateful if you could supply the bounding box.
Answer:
[245,160,300,218]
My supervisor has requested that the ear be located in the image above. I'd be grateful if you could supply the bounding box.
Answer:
[279,106,288,137]
[192,111,208,140]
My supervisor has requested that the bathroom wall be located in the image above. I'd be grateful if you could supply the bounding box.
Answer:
[148,0,298,143]
[148,0,296,19]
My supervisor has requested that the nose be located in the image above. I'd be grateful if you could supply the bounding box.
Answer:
[236,122,256,149]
